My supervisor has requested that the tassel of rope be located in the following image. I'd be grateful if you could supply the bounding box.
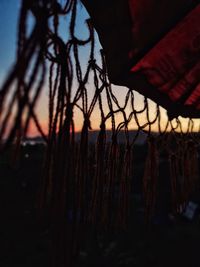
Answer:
[76,114,90,221]
[190,142,200,191]
[89,123,106,226]
[101,135,119,228]
[176,140,186,210]
[143,136,159,224]
[50,107,75,267]
[169,154,176,213]
[169,151,183,214]
[117,144,132,229]
[183,140,199,202]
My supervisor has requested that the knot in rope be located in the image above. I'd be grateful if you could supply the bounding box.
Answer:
[83,114,92,130]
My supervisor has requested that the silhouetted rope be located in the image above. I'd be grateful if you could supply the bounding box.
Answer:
[1,1,200,266]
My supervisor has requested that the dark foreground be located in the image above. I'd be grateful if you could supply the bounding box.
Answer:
[0,143,200,267]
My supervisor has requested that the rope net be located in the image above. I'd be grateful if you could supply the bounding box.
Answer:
[1,0,200,265]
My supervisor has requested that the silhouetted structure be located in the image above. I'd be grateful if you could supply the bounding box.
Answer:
[1,1,200,266]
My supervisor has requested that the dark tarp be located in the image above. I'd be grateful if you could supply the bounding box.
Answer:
[82,0,200,119]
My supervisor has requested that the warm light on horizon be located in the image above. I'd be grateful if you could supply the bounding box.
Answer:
[26,87,200,138]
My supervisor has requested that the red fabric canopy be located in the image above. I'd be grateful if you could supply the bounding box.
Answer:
[82,0,200,119]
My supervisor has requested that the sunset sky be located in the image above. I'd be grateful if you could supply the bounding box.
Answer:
[0,0,200,136]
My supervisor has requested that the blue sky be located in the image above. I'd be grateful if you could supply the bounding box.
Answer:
[0,0,94,83]
[0,1,20,84]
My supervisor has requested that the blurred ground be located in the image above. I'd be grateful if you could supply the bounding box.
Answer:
[0,143,200,267]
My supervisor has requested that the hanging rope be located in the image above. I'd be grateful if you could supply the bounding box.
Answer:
[1,1,200,266]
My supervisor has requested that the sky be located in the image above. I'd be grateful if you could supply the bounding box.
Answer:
[0,0,199,136]
[0,1,20,83]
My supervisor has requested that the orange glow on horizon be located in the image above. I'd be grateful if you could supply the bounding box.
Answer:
[26,112,200,138]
